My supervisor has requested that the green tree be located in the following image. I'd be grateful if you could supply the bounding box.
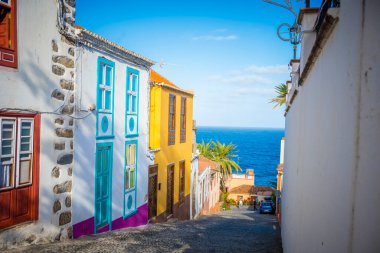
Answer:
[197,140,241,191]
[270,83,288,108]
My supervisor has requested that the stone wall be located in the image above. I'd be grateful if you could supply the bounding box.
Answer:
[50,0,77,240]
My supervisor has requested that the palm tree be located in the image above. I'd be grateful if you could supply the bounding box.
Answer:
[197,140,241,191]
[270,83,288,108]
[197,140,213,158]
[211,141,241,178]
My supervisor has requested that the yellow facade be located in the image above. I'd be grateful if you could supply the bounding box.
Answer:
[149,70,194,220]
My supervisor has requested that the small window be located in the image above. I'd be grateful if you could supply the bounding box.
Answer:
[0,118,15,190]
[168,94,176,145]
[180,97,186,143]
[99,64,113,112]
[127,73,138,114]
[0,0,17,68]
[125,143,136,190]
[17,119,33,186]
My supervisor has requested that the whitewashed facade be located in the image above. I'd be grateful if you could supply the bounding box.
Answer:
[282,1,380,252]
[0,0,77,248]
[72,28,154,238]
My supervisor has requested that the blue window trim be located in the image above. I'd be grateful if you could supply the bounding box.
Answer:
[125,67,140,138]
[123,139,138,219]
[96,57,115,140]
[94,142,113,233]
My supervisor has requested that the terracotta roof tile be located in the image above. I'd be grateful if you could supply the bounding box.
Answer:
[198,156,219,175]
[229,185,275,195]
[150,69,179,89]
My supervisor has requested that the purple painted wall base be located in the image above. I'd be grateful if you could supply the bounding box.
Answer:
[73,204,148,239]
[112,204,148,230]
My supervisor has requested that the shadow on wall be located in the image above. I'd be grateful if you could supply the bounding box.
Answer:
[0,49,75,244]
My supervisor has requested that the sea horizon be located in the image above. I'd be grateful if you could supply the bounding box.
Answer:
[196,126,284,188]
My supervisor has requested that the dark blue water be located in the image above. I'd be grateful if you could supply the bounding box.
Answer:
[196,127,284,187]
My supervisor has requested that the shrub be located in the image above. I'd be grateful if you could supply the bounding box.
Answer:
[229,199,237,205]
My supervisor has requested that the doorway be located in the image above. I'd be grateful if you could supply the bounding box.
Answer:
[94,143,113,233]
[166,164,174,216]
[148,165,158,219]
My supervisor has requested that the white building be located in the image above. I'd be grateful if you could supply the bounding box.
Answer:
[190,152,199,219]
[282,1,380,252]
[0,0,77,247]
[197,156,221,216]
[72,27,155,238]
[0,0,155,248]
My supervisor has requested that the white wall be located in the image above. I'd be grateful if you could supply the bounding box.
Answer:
[282,1,380,252]
[190,153,199,219]
[0,0,75,245]
[73,45,152,224]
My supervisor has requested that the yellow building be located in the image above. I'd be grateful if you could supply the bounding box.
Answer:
[148,70,194,222]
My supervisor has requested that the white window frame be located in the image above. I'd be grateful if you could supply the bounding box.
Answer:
[99,64,113,113]
[0,117,16,191]
[16,118,34,187]
[128,73,138,115]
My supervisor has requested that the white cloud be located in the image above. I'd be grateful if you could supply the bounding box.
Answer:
[233,87,273,97]
[207,73,272,85]
[205,64,289,98]
[245,64,289,74]
[192,35,238,41]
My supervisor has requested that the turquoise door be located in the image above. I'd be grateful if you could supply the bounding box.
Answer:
[95,143,113,233]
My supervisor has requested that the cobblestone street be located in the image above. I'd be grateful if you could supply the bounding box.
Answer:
[8,206,282,253]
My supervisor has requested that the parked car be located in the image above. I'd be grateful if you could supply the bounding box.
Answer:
[259,201,275,214]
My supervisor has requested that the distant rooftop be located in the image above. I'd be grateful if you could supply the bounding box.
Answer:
[198,156,219,175]
[150,69,194,96]
[229,185,274,195]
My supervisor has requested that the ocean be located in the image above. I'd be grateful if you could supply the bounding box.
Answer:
[196,126,285,187]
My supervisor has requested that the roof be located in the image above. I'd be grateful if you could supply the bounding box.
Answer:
[150,69,179,89]
[75,26,155,67]
[198,156,219,175]
[150,70,194,96]
[229,185,275,195]
[297,7,320,25]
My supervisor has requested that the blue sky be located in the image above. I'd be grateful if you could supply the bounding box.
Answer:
[76,0,321,128]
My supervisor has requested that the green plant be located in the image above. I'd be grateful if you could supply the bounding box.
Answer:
[269,83,288,108]
[221,202,231,210]
[229,198,237,205]
[197,140,241,191]
[271,191,277,204]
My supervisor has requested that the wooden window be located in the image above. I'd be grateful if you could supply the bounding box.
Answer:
[125,143,136,190]
[179,161,185,204]
[0,118,16,190]
[99,64,113,112]
[168,94,176,145]
[0,0,17,68]
[0,114,39,230]
[17,119,33,186]
[0,118,34,189]
[180,97,186,143]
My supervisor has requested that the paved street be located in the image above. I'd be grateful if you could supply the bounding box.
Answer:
[8,206,282,253]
